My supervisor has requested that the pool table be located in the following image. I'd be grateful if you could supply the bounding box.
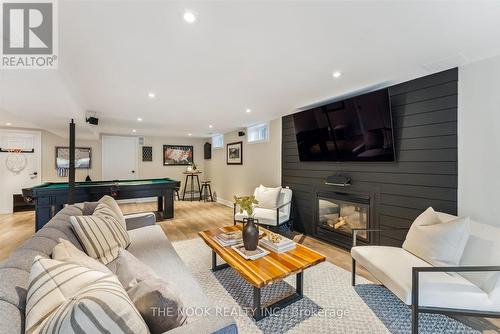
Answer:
[22,178,181,231]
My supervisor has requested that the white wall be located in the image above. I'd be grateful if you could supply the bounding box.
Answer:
[137,135,206,184]
[458,54,500,226]
[205,118,282,205]
[41,132,206,184]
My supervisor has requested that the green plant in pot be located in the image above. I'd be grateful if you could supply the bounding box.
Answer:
[234,195,259,251]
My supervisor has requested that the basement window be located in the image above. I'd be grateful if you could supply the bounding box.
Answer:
[212,134,224,149]
[247,123,269,143]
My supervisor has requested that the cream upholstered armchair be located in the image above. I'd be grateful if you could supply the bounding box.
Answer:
[351,208,500,334]
[234,186,293,231]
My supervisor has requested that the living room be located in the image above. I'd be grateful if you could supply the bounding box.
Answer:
[0,1,499,334]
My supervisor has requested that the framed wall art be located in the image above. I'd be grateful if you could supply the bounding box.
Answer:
[163,145,193,166]
[226,141,243,165]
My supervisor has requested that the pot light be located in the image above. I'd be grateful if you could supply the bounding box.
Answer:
[208,124,213,129]
[137,117,143,122]
[183,11,197,24]
[332,71,342,78]
[5,122,12,126]
[148,92,155,98]
[132,129,137,133]
[188,133,192,137]
[246,108,252,113]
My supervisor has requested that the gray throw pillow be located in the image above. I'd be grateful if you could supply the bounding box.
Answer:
[127,278,186,334]
[114,248,158,290]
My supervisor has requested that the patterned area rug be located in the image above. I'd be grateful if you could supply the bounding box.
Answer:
[172,238,479,334]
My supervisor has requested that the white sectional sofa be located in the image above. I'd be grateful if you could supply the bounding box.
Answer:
[351,210,500,334]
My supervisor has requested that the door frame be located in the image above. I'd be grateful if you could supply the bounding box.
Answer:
[101,135,138,180]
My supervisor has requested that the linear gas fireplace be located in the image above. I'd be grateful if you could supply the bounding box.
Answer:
[315,192,371,248]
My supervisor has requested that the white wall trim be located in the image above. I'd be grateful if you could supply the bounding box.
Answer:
[217,197,233,208]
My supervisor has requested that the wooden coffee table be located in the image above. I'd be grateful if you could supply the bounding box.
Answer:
[199,225,326,320]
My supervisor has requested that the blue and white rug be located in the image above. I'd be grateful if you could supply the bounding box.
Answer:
[172,238,481,334]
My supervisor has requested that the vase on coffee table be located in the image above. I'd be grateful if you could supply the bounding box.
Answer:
[243,218,259,251]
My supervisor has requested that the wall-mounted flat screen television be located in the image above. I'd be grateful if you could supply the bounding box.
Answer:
[293,89,395,162]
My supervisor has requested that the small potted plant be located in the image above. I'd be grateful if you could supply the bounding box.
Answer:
[234,195,259,251]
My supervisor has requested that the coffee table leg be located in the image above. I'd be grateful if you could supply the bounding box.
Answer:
[253,286,263,320]
[296,271,303,296]
[211,251,229,271]
[252,271,304,321]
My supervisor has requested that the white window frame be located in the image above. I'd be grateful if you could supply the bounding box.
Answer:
[247,122,269,144]
[212,134,224,149]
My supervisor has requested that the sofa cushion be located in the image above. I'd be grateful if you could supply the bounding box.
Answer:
[254,185,281,209]
[351,246,496,312]
[70,204,130,264]
[52,238,111,273]
[235,208,288,226]
[128,278,186,333]
[98,195,127,230]
[402,207,470,266]
[0,301,23,334]
[0,267,29,310]
[126,225,210,310]
[25,256,148,334]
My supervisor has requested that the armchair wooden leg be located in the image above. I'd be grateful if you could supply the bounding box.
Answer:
[352,258,356,286]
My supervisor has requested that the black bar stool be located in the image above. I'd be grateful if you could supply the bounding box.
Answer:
[182,172,201,201]
[199,181,213,202]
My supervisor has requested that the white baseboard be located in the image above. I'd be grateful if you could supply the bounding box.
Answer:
[216,197,233,207]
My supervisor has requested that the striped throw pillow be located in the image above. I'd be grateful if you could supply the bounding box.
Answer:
[70,203,130,264]
[26,256,149,334]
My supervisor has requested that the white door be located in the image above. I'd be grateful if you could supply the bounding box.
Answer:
[0,130,41,214]
[101,135,138,180]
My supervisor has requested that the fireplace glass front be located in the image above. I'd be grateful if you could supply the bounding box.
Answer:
[317,196,369,241]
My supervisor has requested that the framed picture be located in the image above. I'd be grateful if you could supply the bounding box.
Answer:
[142,146,153,162]
[163,145,193,166]
[55,147,91,169]
[227,141,243,165]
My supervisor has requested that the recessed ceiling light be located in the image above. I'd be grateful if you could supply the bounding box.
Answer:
[5,122,12,126]
[246,108,252,113]
[132,129,137,133]
[208,125,213,129]
[148,92,155,98]
[332,71,342,78]
[183,11,196,24]
[188,133,192,137]
[137,117,143,122]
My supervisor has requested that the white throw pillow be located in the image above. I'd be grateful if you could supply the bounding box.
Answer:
[402,207,471,266]
[25,256,148,334]
[253,185,282,209]
[98,195,127,230]
[70,203,131,264]
[52,238,111,273]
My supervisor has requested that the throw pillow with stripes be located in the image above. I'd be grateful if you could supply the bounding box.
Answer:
[70,203,130,264]
[25,256,149,334]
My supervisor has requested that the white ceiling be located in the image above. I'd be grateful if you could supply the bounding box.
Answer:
[2,0,500,139]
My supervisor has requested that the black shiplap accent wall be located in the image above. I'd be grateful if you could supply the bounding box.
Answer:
[281,68,458,247]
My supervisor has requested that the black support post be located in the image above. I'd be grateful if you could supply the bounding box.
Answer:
[68,119,76,204]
